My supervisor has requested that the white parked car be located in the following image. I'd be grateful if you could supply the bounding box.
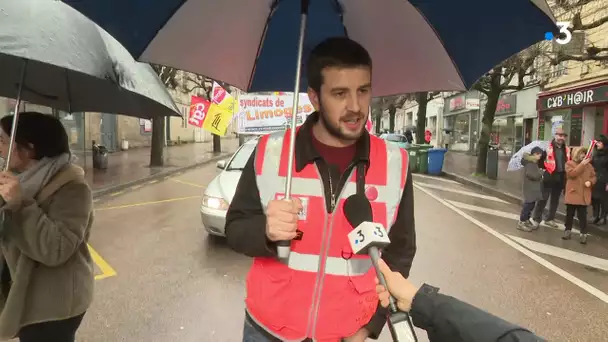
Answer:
[201,138,258,236]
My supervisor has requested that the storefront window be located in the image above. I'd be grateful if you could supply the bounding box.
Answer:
[541,109,571,142]
[491,117,523,156]
[446,113,470,152]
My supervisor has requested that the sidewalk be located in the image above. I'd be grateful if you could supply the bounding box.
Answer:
[73,138,239,196]
[442,151,608,237]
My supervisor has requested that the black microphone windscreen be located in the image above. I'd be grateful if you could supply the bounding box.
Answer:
[343,194,373,228]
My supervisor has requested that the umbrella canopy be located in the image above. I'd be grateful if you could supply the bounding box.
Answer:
[507,140,550,171]
[0,0,180,119]
[64,0,556,96]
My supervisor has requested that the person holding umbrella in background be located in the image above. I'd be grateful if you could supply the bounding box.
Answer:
[0,112,94,342]
[590,135,608,225]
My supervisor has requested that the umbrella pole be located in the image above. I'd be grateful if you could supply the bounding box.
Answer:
[277,0,309,260]
[4,59,28,172]
[64,69,83,171]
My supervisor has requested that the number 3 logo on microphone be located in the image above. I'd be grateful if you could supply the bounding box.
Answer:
[354,225,384,244]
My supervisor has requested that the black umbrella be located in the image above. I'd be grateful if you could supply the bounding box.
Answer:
[0,0,180,169]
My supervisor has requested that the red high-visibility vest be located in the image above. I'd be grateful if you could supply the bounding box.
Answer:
[246,128,408,341]
[544,143,570,174]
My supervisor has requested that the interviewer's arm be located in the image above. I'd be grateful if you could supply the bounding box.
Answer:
[411,285,545,342]
[365,167,416,339]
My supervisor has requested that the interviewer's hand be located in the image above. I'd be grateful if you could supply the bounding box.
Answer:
[265,198,302,241]
[375,260,419,312]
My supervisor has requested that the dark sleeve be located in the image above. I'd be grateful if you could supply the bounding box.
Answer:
[224,148,277,258]
[365,167,417,339]
[411,286,545,342]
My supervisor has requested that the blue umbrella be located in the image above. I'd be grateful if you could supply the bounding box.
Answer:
[63,0,557,96]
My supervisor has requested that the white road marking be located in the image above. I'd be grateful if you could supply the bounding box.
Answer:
[416,183,509,204]
[447,200,579,234]
[507,235,608,272]
[414,183,608,304]
[412,173,460,184]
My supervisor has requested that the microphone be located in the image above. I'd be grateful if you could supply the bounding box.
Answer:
[343,195,417,342]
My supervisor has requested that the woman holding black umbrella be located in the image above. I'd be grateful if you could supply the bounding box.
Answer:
[0,112,94,342]
[591,135,608,225]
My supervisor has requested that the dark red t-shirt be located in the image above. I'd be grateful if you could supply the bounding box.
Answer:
[311,131,356,174]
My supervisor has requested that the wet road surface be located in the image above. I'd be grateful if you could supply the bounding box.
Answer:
[72,165,608,342]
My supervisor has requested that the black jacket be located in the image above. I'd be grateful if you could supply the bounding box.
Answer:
[225,112,417,339]
[591,147,608,199]
[542,140,567,185]
[412,284,545,342]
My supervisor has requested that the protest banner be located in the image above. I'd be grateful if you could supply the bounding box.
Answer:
[202,82,237,136]
[188,96,210,128]
[237,93,314,134]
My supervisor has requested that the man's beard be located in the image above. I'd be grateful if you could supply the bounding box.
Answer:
[318,100,365,142]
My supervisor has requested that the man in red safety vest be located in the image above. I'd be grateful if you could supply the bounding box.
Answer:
[225,37,416,342]
[532,127,570,228]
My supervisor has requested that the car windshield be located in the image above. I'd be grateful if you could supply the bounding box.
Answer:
[225,143,257,171]
[383,134,405,142]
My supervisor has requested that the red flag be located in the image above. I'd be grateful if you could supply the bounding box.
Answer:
[586,140,597,159]
[188,96,210,128]
[211,83,227,104]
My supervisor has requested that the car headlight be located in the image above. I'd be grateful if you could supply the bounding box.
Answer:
[202,195,230,210]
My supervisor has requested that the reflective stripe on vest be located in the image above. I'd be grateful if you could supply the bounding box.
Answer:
[255,131,406,231]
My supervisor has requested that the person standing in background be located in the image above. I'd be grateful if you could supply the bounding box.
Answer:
[517,147,544,232]
[532,127,570,229]
[442,129,451,149]
[590,135,608,225]
[563,147,595,244]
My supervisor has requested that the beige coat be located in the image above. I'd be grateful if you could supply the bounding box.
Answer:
[565,147,597,206]
[0,164,94,340]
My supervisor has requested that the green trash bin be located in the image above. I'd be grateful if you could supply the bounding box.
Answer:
[415,144,432,174]
[417,149,429,173]
[406,146,420,173]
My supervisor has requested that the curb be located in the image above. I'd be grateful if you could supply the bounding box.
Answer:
[442,171,608,238]
[91,152,232,199]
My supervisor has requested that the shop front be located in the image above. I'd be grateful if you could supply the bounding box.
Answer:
[490,93,521,156]
[443,92,480,152]
[537,82,608,147]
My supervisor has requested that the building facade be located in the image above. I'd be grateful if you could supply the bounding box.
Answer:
[536,1,608,146]
[442,91,481,152]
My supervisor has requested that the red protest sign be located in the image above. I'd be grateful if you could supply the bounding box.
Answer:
[188,96,210,128]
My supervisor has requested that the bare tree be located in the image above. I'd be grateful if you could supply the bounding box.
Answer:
[151,65,179,89]
[473,46,541,174]
[370,95,409,133]
[550,0,608,64]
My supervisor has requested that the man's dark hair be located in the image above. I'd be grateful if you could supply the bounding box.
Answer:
[306,37,372,93]
[0,111,70,160]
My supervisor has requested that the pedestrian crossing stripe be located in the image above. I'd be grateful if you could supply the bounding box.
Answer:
[507,235,608,272]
